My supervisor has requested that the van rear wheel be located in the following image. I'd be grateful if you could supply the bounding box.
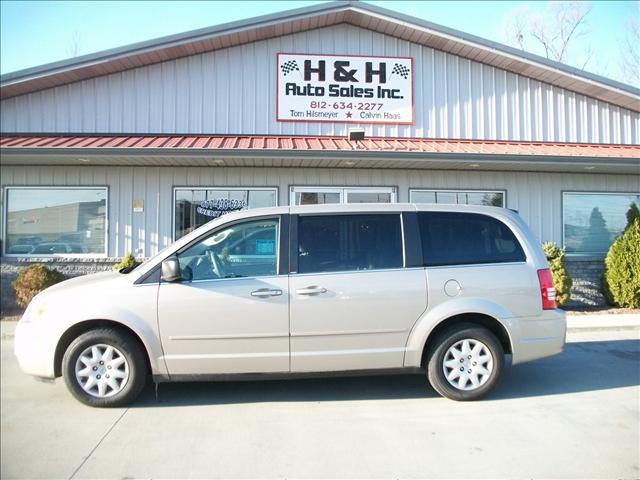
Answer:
[62,328,147,407]
[427,324,504,401]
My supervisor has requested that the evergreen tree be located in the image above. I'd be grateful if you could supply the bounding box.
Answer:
[542,242,572,307]
[626,202,640,227]
[603,218,640,308]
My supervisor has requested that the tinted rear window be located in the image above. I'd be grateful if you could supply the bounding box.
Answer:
[418,212,526,266]
[298,214,403,274]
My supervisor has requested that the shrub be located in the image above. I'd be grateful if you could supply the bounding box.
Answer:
[542,242,572,307]
[11,264,66,308]
[112,252,140,272]
[602,218,640,308]
[626,202,640,226]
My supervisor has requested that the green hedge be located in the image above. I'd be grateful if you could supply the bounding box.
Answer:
[112,252,140,272]
[542,242,572,307]
[603,218,640,308]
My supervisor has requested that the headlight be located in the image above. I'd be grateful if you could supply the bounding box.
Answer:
[20,299,46,324]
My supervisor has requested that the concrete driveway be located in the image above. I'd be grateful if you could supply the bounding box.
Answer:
[1,329,638,479]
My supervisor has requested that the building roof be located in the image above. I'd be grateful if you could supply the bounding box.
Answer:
[2,134,638,174]
[2,133,639,157]
[1,1,639,110]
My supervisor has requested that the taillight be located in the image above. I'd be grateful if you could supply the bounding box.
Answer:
[537,269,557,310]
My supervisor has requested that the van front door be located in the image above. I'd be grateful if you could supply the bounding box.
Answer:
[157,216,289,375]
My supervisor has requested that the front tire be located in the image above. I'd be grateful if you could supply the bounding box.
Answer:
[427,324,504,401]
[62,328,147,407]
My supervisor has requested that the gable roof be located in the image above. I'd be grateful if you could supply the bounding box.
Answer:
[1,1,639,111]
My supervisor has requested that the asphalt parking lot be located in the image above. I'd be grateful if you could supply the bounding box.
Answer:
[1,328,639,479]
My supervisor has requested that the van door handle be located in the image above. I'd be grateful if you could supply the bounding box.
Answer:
[250,288,283,298]
[296,286,327,295]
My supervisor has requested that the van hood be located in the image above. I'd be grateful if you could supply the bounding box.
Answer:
[37,270,130,298]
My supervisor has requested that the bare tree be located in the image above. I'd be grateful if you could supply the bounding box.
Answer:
[500,6,530,51]
[66,31,81,58]
[501,1,593,69]
[529,1,592,64]
[619,18,640,86]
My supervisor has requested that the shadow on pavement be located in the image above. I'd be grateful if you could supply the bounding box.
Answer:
[132,339,640,408]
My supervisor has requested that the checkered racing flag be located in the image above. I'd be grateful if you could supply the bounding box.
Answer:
[391,63,410,79]
[280,60,300,76]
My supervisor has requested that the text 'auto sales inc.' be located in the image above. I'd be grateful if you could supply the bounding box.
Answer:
[278,54,412,122]
[0,1,639,311]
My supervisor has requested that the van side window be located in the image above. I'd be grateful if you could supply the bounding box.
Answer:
[418,212,526,266]
[297,214,403,274]
[177,218,279,280]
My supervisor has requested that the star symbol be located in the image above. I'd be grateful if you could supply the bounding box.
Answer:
[346,111,352,119]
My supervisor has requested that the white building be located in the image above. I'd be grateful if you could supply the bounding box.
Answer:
[1,1,639,309]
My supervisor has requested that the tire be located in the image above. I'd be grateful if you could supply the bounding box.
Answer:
[427,323,504,401]
[62,328,147,407]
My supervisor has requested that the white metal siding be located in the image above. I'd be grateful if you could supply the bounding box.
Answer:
[1,165,638,257]
[1,24,639,143]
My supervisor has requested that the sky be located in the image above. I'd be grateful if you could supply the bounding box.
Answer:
[1,0,638,85]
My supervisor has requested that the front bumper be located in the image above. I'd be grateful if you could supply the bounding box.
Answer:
[511,309,566,365]
[14,319,57,379]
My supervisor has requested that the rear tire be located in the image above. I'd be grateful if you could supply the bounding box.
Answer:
[62,328,147,407]
[427,323,504,401]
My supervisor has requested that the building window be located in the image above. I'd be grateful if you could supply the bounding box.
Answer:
[174,187,277,239]
[290,186,397,205]
[563,192,640,255]
[4,187,107,256]
[410,189,505,207]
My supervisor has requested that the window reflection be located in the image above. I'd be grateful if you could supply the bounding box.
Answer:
[410,190,505,207]
[178,219,279,280]
[174,188,277,239]
[563,193,640,255]
[5,188,107,255]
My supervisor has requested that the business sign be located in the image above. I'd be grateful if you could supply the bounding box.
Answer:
[277,53,413,124]
[197,199,247,218]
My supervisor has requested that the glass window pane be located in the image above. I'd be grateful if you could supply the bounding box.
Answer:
[174,188,277,239]
[563,193,640,255]
[411,190,504,207]
[436,192,457,204]
[346,192,392,203]
[418,212,526,266]
[178,219,279,281]
[294,192,341,205]
[5,188,107,255]
[297,214,403,273]
[410,191,436,203]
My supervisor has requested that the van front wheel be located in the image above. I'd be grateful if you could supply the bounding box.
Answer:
[427,324,504,401]
[62,328,147,407]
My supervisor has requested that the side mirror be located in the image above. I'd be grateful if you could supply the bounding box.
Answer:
[161,256,182,282]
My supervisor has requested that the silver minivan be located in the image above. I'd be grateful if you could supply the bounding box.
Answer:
[15,204,566,407]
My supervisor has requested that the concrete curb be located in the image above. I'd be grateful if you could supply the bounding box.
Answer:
[1,313,638,340]
[566,313,640,332]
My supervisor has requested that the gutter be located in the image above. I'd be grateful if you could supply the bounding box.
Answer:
[1,147,638,167]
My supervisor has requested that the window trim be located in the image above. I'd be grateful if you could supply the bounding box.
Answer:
[2,185,109,258]
[561,190,640,257]
[289,186,397,205]
[172,186,279,241]
[409,188,507,207]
